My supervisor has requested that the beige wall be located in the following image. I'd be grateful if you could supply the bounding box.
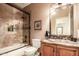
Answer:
[24,3,50,44]
[0,4,23,48]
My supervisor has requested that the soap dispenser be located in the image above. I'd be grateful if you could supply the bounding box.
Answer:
[45,31,49,39]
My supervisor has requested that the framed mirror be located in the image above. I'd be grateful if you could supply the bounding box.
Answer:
[49,4,74,36]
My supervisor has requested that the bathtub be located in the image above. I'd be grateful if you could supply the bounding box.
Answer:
[0,43,38,56]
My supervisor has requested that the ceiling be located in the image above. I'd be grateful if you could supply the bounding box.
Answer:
[13,3,31,8]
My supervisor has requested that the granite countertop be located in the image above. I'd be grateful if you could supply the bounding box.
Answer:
[41,39,79,47]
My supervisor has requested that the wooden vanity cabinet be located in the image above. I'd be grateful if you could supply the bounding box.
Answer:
[41,42,56,56]
[41,42,79,56]
[57,46,79,56]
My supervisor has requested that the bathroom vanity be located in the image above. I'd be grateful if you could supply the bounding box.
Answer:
[41,39,79,56]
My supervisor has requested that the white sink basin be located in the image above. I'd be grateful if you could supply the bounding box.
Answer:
[49,39,62,42]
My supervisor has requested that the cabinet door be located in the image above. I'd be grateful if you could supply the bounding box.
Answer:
[41,43,56,56]
[57,46,79,56]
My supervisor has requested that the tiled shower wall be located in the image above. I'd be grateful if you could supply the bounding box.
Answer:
[0,4,24,48]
